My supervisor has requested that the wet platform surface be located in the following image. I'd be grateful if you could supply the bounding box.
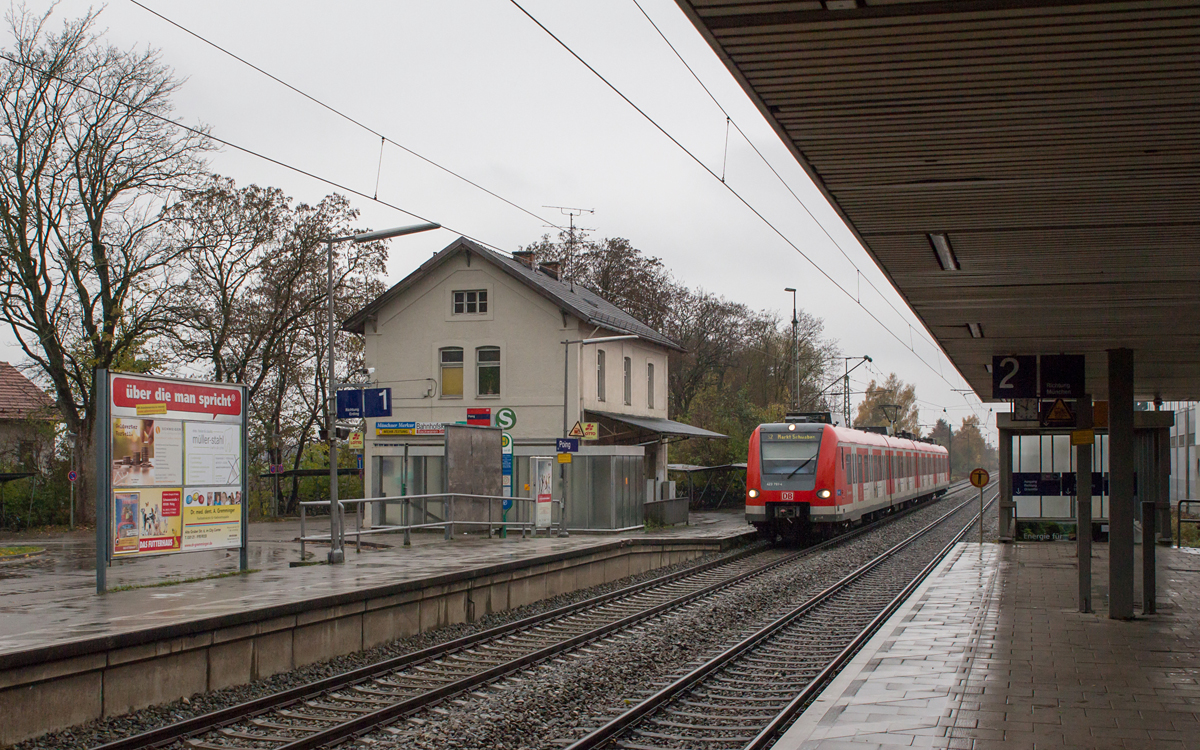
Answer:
[777,541,1200,750]
[0,510,753,657]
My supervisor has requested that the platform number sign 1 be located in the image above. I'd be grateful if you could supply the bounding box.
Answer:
[992,355,1036,400]
[363,387,392,418]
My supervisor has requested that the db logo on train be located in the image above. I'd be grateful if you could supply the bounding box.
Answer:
[781,492,794,501]
[970,468,990,488]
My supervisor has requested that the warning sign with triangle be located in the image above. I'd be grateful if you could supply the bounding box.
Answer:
[1040,398,1076,427]
[568,421,586,438]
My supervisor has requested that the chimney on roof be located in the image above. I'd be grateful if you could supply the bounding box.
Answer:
[512,250,535,269]
[539,261,561,280]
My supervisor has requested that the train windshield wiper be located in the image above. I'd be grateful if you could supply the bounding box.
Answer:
[786,455,815,479]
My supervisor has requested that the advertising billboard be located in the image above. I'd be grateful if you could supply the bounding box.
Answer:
[98,371,247,581]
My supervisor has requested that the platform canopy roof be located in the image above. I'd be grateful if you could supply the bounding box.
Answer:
[676,0,1200,402]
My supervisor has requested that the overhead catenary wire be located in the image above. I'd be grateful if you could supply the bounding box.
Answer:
[0,51,509,255]
[508,0,959,390]
[127,0,565,233]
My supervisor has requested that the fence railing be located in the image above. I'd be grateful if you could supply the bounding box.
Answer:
[298,493,561,560]
[1178,499,1200,548]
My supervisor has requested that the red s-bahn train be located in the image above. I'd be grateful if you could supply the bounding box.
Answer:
[746,414,950,542]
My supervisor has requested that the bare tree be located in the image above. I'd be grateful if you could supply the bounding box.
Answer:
[0,8,210,519]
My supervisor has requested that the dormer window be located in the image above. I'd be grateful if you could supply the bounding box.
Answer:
[453,290,488,315]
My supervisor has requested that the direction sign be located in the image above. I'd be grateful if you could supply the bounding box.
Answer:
[970,468,990,488]
[495,407,517,430]
[992,355,1036,399]
[363,388,392,417]
[556,437,579,453]
[336,389,363,419]
[1040,354,1085,398]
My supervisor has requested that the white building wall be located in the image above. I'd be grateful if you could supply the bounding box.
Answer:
[362,254,584,443]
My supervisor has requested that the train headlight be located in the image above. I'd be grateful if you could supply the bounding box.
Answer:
[748,489,759,499]
[817,488,832,499]
[787,423,796,431]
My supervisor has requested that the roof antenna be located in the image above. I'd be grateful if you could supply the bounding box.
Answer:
[543,205,594,287]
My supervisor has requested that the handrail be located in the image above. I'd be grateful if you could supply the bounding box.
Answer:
[1177,499,1200,549]
[299,493,561,561]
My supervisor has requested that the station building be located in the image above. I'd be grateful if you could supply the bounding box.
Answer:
[343,236,723,530]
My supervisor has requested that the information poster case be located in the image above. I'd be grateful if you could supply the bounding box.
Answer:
[95,369,248,593]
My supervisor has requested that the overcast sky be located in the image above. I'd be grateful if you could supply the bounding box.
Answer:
[1,0,995,438]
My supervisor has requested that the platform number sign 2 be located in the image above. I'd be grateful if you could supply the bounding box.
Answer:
[992,355,1036,399]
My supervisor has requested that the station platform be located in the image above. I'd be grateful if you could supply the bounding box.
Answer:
[0,510,754,744]
[0,510,751,657]
[777,541,1200,750]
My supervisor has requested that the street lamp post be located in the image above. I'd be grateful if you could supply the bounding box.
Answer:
[784,288,798,411]
[325,221,439,563]
[561,334,638,537]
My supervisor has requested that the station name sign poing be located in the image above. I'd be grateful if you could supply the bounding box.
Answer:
[113,376,241,418]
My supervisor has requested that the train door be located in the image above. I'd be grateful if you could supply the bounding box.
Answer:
[878,446,888,499]
[852,448,862,505]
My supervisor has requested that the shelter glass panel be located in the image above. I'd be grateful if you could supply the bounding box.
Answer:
[1016,496,1041,518]
[1019,435,1040,472]
[1042,496,1071,518]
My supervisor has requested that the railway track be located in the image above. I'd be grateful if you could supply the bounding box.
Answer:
[91,483,975,750]
[563,488,996,750]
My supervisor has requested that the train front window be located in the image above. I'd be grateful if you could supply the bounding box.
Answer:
[761,440,820,475]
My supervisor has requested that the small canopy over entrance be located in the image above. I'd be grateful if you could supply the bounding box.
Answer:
[587,410,726,443]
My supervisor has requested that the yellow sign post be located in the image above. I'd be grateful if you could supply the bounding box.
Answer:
[970,467,990,544]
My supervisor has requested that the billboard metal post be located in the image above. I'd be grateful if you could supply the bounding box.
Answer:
[95,369,109,594]
[240,392,249,573]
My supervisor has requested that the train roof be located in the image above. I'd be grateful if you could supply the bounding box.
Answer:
[756,422,947,453]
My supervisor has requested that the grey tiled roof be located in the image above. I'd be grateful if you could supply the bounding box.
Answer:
[344,237,684,352]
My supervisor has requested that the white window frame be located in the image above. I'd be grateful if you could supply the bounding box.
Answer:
[476,346,501,398]
[623,356,632,406]
[451,289,489,316]
[597,349,606,402]
[439,346,464,399]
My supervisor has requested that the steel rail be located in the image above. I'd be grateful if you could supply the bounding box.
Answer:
[561,489,993,750]
[742,492,998,750]
[263,485,974,750]
[92,481,973,750]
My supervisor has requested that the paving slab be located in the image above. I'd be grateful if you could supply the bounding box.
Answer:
[0,509,753,658]
[776,541,1200,750]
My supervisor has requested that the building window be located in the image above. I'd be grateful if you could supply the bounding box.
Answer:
[647,362,655,409]
[440,347,463,398]
[623,356,632,405]
[597,350,606,402]
[477,346,500,396]
[452,290,488,315]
